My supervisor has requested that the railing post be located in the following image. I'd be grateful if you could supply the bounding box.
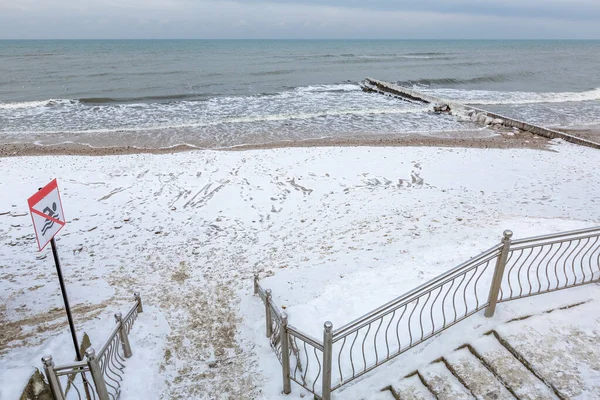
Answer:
[254,272,259,295]
[85,348,110,400]
[265,289,273,338]
[134,292,143,313]
[42,356,65,400]
[322,321,333,400]
[485,230,513,318]
[114,312,133,358]
[280,312,292,394]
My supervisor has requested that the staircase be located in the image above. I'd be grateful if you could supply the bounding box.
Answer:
[377,300,600,400]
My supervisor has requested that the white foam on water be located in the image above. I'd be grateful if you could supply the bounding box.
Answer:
[0,82,483,147]
[5,106,433,136]
[0,100,53,110]
[399,55,433,59]
[0,83,433,136]
[421,87,600,105]
[293,83,361,93]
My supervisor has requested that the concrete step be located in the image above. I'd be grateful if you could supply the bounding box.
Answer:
[369,389,397,400]
[377,300,600,400]
[497,313,600,399]
[420,361,473,400]
[445,347,515,400]
[390,373,436,400]
[472,334,559,400]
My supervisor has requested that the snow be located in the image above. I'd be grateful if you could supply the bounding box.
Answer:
[1,140,599,399]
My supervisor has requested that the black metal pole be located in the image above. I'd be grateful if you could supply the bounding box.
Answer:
[50,237,82,361]
[50,237,93,400]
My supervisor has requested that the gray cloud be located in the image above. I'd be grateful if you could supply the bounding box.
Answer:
[219,0,600,21]
[0,0,599,39]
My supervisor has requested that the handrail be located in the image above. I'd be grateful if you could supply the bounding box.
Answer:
[287,325,324,350]
[333,243,502,338]
[53,361,89,371]
[55,365,90,377]
[511,226,600,246]
[255,226,600,400]
[512,232,600,250]
[123,299,138,323]
[42,293,143,400]
[96,323,121,359]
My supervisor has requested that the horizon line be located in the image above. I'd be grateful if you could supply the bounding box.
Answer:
[1,38,599,41]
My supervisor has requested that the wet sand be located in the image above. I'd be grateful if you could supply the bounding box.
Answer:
[555,127,600,144]
[0,130,551,158]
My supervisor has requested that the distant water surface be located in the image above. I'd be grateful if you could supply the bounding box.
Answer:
[1,40,599,147]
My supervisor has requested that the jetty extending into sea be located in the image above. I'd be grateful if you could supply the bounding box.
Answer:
[362,78,600,150]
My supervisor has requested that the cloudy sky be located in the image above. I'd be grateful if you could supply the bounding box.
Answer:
[1,0,599,39]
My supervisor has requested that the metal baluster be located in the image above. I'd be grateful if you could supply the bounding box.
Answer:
[42,356,66,400]
[253,272,260,295]
[322,321,333,400]
[114,313,133,358]
[265,289,273,338]
[280,313,291,394]
[485,230,513,318]
[86,348,110,400]
[134,292,143,313]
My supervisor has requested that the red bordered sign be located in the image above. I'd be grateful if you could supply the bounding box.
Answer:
[27,179,66,251]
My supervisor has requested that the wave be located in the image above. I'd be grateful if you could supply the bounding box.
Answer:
[398,55,435,59]
[0,94,212,109]
[297,52,453,61]
[405,52,450,56]
[294,83,360,93]
[426,87,600,105]
[249,69,295,77]
[5,52,60,58]
[399,74,515,87]
[5,105,430,136]
[0,99,76,109]
[78,93,210,104]
[0,84,359,110]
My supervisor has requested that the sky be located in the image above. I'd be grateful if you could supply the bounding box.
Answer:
[1,0,600,39]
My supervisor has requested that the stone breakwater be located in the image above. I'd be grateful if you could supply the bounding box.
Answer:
[362,78,600,150]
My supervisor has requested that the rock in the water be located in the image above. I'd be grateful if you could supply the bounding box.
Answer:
[433,104,451,113]
[492,118,504,125]
[477,113,488,123]
[484,117,494,125]
[466,109,475,117]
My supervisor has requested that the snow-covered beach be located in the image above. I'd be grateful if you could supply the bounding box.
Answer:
[1,138,600,399]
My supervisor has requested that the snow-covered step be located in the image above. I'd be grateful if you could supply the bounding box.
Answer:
[420,361,473,400]
[390,373,436,400]
[472,335,558,400]
[496,309,600,399]
[369,389,398,400]
[445,347,515,400]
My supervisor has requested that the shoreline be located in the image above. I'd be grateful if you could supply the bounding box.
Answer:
[0,130,551,157]
[554,127,600,144]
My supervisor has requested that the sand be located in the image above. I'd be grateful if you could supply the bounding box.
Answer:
[0,130,550,158]
[556,127,600,144]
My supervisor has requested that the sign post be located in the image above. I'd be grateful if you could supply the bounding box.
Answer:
[29,179,92,400]
[28,180,82,360]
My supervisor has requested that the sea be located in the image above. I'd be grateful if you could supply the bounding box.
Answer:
[1,40,599,148]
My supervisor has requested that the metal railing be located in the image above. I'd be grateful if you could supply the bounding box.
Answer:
[42,293,144,400]
[255,227,600,399]
[499,227,600,302]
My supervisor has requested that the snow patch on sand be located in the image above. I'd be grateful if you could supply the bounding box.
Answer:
[1,143,599,398]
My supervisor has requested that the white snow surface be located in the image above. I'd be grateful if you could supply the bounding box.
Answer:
[1,141,599,399]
